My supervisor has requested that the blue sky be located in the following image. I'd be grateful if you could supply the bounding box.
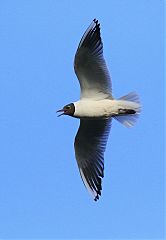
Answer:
[0,0,165,239]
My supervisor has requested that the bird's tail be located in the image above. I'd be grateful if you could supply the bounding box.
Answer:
[114,92,141,128]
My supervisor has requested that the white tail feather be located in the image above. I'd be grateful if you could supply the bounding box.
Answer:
[119,92,140,103]
[114,92,141,128]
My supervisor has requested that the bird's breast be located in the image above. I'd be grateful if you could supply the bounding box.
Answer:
[73,99,118,119]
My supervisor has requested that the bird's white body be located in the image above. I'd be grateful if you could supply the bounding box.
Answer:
[74,99,140,119]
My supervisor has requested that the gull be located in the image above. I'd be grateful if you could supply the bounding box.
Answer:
[57,19,141,201]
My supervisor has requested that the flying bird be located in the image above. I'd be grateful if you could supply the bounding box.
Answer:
[57,19,141,201]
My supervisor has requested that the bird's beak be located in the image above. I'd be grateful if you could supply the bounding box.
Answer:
[56,109,64,117]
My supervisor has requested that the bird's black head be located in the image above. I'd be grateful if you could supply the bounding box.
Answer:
[57,103,75,117]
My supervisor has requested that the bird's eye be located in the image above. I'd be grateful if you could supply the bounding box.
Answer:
[65,105,71,110]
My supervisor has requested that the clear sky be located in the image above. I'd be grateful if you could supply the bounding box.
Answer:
[0,0,165,239]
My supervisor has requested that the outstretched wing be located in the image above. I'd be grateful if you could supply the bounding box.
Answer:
[74,19,112,100]
[74,119,111,201]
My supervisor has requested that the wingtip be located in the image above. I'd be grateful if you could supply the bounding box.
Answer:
[94,184,102,202]
[93,19,100,26]
[94,192,101,201]
[94,194,99,201]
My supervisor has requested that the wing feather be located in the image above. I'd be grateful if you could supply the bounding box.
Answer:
[74,19,112,100]
[74,119,111,201]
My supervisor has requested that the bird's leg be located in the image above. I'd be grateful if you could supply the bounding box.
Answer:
[118,108,136,115]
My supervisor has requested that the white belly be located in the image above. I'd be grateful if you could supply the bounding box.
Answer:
[73,99,119,118]
[73,99,140,119]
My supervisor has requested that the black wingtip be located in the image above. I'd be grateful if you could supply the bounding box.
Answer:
[94,195,99,201]
[77,18,102,53]
[94,191,101,201]
[93,18,98,23]
[94,181,102,202]
[93,19,100,27]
